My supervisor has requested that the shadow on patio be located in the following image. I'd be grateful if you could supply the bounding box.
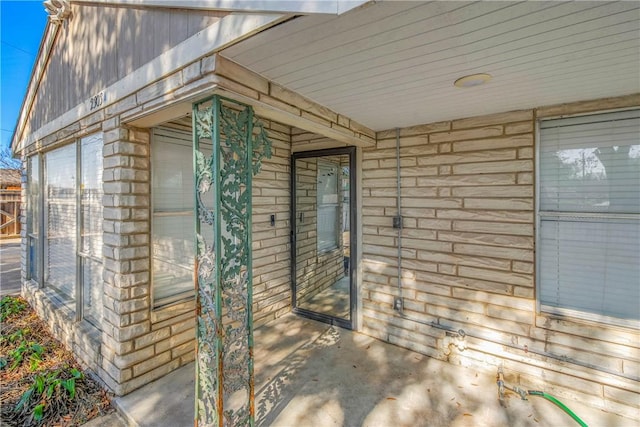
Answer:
[114,314,630,427]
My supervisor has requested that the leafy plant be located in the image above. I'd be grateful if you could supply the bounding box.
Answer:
[2,329,45,371]
[0,296,27,321]
[1,327,27,344]
[15,367,83,422]
[10,340,44,371]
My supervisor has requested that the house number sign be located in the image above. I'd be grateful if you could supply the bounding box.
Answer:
[89,91,106,110]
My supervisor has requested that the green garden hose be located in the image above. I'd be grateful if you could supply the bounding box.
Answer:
[497,370,589,427]
[527,390,588,427]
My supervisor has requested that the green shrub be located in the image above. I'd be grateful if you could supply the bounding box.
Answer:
[0,296,27,322]
[0,328,45,371]
[15,367,83,423]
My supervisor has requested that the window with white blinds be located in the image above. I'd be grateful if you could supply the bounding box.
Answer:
[80,134,104,325]
[37,135,103,323]
[27,155,41,282]
[317,161,339,252]
[45,144,77,303]
[538,109,640,325]
[152,127,196,307]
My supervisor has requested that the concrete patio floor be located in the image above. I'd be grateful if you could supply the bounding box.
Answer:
[113,314,632,427]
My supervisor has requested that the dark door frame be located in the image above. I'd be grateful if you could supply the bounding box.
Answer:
[290,146,357,330]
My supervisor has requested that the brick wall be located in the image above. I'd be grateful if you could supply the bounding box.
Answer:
[99,123,160,394]
[361,107,639,418]
[251,119,292,327]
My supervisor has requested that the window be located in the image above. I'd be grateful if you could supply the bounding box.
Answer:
[29,133,103,324]
[151,127,196,308]
[538,110,640,326]
[45,144,77,302]
[27,155,41,282]
[317,161,340,252]
[80,135,104,324]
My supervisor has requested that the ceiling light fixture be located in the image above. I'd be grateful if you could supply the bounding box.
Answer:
[454,73,492,88]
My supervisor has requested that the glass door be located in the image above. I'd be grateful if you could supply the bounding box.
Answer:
[291,147,356,329]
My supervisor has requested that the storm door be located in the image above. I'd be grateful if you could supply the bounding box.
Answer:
[291,147,356,329]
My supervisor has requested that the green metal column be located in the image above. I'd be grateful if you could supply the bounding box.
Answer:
[193,96,271,427]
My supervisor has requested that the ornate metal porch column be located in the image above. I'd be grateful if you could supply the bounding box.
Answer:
[193,96,271,427]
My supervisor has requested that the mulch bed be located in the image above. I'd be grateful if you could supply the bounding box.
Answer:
[1,296,114,426]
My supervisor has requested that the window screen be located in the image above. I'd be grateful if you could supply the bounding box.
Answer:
[152,127,196,307]
[539,109,640,324]
[45,144,77,303]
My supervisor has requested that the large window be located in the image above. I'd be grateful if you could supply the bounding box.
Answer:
[538,110,640,326]
[27,155,41,282]
[151,127,196,308]
[28,134,103,325]
[45,144,77,301]
[80,135,104,324]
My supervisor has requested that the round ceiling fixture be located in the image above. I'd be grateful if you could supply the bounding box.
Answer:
[454,73,492,88]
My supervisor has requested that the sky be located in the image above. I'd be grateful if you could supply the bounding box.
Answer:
[0,0,47,153]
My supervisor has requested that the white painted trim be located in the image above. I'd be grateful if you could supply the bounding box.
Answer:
[214,87,372,147]
[291,140,350,153]
[535,108,640,330]
[536,105,640,121]
[540,304,640,330]
[127,84,375,147]
[72,0,370,15]
[14,12,288,153]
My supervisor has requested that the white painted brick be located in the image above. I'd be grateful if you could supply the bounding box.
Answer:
[451,110,532,130]
[115,322,150,342]
[452,135,533,152]
[505,121,534,135]
[132,351,172,377]
[104,128,129,145]
[452,221,533,236]
[430,125,503,143]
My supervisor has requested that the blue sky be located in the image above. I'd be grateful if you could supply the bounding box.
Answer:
[1,0,47,152]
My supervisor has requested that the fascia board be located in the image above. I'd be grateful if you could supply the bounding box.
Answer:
[71,0,371,15]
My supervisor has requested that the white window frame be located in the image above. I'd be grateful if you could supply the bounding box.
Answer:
[43,142,79,307]
[535,108,640,329]
[27,154,43,284]
[79,134,105,326]
[150,127,197,309]
[27,133,104,326]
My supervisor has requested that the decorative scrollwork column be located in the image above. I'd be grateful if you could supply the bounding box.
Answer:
[193,96,272,427]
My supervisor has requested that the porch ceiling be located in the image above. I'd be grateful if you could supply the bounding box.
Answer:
[222,1,640,131]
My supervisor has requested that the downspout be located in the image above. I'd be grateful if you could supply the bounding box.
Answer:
[394,127,404,313]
